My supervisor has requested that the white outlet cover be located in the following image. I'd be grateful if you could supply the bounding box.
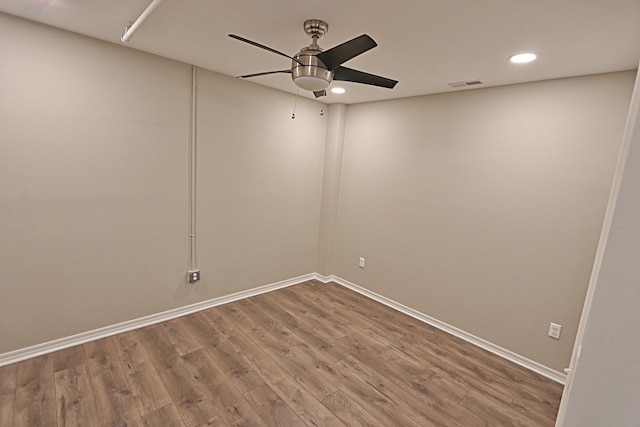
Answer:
[548,323,562,339]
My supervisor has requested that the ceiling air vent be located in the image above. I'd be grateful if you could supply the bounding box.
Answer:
[448,79,483,88]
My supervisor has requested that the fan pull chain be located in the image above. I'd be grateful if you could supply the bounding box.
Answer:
[292,88,299,119]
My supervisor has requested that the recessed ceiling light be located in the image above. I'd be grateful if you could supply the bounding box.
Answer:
[331,87,346,94]
[509,53,537,64]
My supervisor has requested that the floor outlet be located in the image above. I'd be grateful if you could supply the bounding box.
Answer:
[359,257,365,268]
[188,269,200,283]
[548,322,561,339]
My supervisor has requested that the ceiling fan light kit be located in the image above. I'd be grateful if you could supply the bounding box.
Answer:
[229,19,398,98]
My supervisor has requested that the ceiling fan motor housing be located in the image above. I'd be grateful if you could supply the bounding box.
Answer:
[291,50,333,91]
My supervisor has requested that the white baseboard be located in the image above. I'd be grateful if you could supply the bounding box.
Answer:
[0,273,316,368]
[314,274,566,385]
[0,272,566,384]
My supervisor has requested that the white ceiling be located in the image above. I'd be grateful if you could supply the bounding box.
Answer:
[1,0,639,104]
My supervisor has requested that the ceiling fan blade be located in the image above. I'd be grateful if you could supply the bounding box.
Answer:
[313,90,326,98]
[229,34,303,65]
[237,70,291,79]
[333,66,398,89]
[316,35,377,71]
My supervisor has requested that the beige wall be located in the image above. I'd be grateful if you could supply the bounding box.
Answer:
[0,13,326,354]
[317,104,347,276]
[332,72,635,372]
[195,65,326,295]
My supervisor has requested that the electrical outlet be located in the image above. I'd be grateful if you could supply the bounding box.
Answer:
[548,322,561,339]
[358,257,365,268]
[188,269,200,283]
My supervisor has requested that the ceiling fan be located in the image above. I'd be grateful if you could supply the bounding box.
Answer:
[229,19,398,98]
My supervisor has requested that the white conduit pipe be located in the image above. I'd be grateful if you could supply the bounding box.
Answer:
[189,65,198,271]
[121,0,165,43]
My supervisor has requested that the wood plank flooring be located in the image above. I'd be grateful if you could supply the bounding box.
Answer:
[0,280,563,426]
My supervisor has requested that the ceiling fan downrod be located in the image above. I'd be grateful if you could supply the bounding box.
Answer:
[303,19,329,51]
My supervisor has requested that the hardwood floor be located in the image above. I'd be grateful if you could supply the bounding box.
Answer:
[0,280,563,426]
